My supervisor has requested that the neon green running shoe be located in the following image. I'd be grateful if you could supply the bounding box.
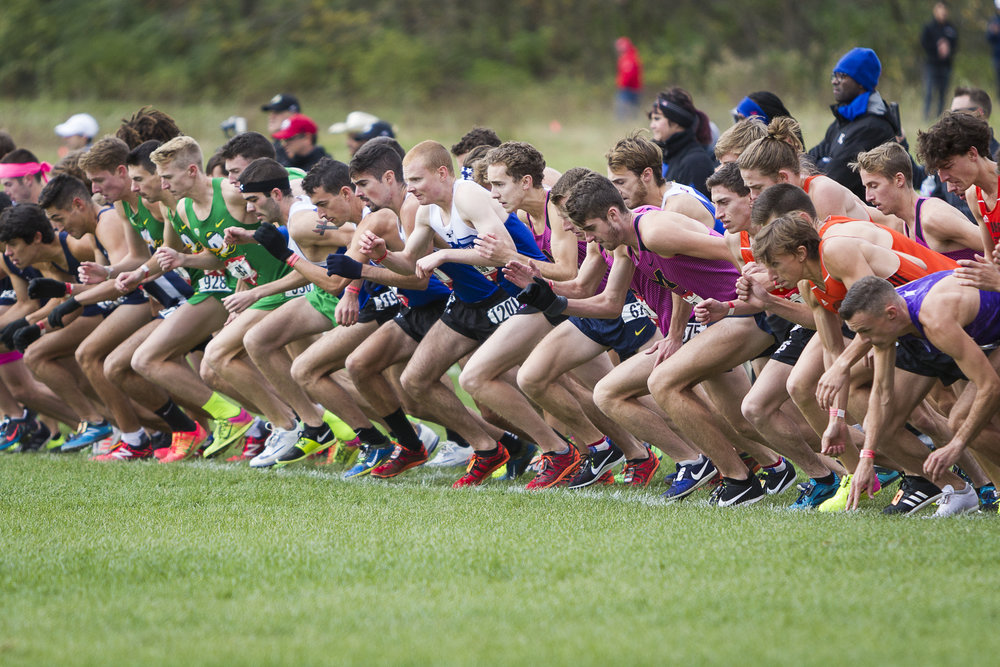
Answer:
[329,437,361,466]
[46,432,66,451]
[274,432,335,467]
[204,409,254,458]
[818,474,852,512]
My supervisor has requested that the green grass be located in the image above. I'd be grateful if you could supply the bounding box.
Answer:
[2,453,999,666]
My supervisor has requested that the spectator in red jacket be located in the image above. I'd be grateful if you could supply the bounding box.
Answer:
[615,37,642,120]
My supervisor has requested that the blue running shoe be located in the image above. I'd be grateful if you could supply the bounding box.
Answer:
[874,466,902,489]
[977,484,999,513]
[789,473,841,510]
[61,420,114,453]
[662,455,718,502]
[343,444,394,479]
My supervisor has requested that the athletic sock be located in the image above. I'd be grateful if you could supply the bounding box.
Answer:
[479,446,499,458]
[588,437,610,452]
[763,457,786,473]
[154,399,197,433]
[120,429,145,447]
[201,392,241,420]
[498,432,524,458]
[814,473,836,487]
[678,454,703,466]
[322,409,358,442]
[446,428,471,448]
[356,425,389,448]
[383,409,423,451]
[723,475,753,486]
[302,423,334,444]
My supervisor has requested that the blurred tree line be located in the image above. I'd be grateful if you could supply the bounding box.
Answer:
[1,0,997,105]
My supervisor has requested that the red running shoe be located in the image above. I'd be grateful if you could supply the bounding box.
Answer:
[621,453,660,487]
[452,445,509,488]
[371,444,428,478]
[525,446,582,490]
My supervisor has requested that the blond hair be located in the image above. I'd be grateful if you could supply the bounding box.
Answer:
[737,117,805,177]
[850,141,912,182]
[714,117,768,161]
[150,136,203,171]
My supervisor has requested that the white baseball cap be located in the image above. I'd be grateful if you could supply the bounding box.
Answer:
[328,111,380,135]
[55,113,99,139]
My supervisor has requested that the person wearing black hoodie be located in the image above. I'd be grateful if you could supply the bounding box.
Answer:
[808,48,900,201]
[647,88,716,198]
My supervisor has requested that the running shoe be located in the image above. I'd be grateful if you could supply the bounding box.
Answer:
[343,444,395,479]
[567,439,625,489]
[275,426,337,467]
[204,409,255,458]
[501,441,539,481]
[61,420,114,453]
[874,466,902,490]
[326,437,361,466]
[789,473,841,510]
[414,423,440,457]
[453,445,510,488]
[662,455,718,501]
[760,459,798,495]
[525,446,581,490]
[45,431,66,452]
[931,483,979,517]
[426,440,474,468]
[93,433,153,461]
[16,421,51,453]
[882,475,942,516]
[248,423,302,468]
[621,451,661,487]
[1,412,37,450]
[91,427,122,457]
[977,484,999,513]
[595,469,616,486]
[739,452,762,475]
[817,473,884,512]
[160,423,210,463]
[371,444,428,478]
[712,475,766,508]
[228,421,271,462]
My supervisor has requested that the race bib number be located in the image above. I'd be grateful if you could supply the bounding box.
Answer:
[197,271,230,293]
[283,285,313,298]
[224,255,258,286]
[373,290,400,310]
[621,300,653,324]
[683,321,706,343]
[486,297,519,325]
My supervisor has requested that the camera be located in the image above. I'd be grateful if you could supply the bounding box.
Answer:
[221,116,247,138]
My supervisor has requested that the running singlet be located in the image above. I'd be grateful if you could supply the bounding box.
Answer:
[425,180,506,303]
[739,230,800,300]
[907,198,979,262]
[526,190,588,267]
[662,181,725,234]
[393,207,451,309]
[627,205,739,329]
[974,176,1000,244]
[810,217,959,313]
[900,270,1000,351]
[182,178,290,288]
[122,197,166,251]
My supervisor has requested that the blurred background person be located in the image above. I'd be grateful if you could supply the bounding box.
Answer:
[921,1,958,119]
[615,37,643,120]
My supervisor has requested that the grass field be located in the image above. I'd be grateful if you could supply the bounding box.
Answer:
[2,451,999,666]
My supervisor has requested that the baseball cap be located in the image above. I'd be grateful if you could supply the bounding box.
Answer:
[328,111,380,134]
[261,93,301,113]
[272,114,318,139]
[55,113,99,139]
[354,121,395,141]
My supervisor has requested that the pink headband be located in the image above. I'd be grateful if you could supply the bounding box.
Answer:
[0,162,52,180]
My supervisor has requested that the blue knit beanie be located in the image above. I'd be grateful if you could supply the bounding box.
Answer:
[833,48,881,91]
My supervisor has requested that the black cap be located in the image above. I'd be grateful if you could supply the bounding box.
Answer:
[354,120,395,141]
[261,94,301,113]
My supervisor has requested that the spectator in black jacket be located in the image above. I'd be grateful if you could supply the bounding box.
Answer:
[921,2,958,120]
[808,47,899,201]
[271,114,330,173]
[647,87,716,197]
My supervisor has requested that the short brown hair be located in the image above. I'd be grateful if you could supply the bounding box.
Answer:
[750,183,817,227]
[705,162,749,197]
[403,140,453,174]
[606,131,665,186]
[564,173,627,225]
[751,213,820,265]
[485,141,545,189]
[917,111,992,170]
[840,275,901,321]
[550,167,596,207]
[78,137,129,174]
[851,142,912,183]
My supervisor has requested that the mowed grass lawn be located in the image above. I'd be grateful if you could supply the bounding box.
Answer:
[2,453,999,666]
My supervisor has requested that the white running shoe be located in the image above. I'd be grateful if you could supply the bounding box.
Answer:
[92,427,122,457]
[932,483,979,517]
[426,440,473,467]
[414,423,440,457]
[249,422,303,468]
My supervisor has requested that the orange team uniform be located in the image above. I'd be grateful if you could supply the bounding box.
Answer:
[810,216,959,313]
[974,176,1000,245]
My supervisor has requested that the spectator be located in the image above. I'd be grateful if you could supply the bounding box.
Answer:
[730,91,803,147]
[615,37,643,120]
[647,87,716,197]
[0,131,15,160]
[271,113,329,172]
[808,47,900,201]
[55,113,99,158]
[988,2,1000,100]
[451,127,502,171]
[260,93,301,166]
[328,111,394,156]
[921,2,958,119]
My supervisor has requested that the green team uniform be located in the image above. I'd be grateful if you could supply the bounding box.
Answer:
[305,286,340,325]
[167,203,233,306]
[182,178,298,311]
[122,197,167,250]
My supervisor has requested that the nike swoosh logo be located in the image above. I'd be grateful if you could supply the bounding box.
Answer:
[634,326,647,336]
[717,484,757,507]
[690,459,710,480]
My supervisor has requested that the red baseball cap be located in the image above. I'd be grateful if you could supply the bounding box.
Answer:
[272,113,318,139]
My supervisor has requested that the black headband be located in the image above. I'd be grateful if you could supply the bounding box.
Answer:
[654,98,697,128]
[240,177,289,194]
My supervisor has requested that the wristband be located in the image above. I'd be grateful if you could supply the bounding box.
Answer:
[66,282,74,295]
[829,408,846,419]
[138,265,150,277]
[726,300,736,316]
[286,254,300,268]
[345,285,361,295]
[373,249,388,263]
[36,320,46,332]
[859,449,875,459]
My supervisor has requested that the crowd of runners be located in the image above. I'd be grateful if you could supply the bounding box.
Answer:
[3,51,1000,517]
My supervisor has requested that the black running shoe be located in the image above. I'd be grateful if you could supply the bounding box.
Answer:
[567,440,625,489]
[711,476,765,508]
[15,420,50,453]
[760,459,797,495]
[502,440,538,480]
[882,475,942,515]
